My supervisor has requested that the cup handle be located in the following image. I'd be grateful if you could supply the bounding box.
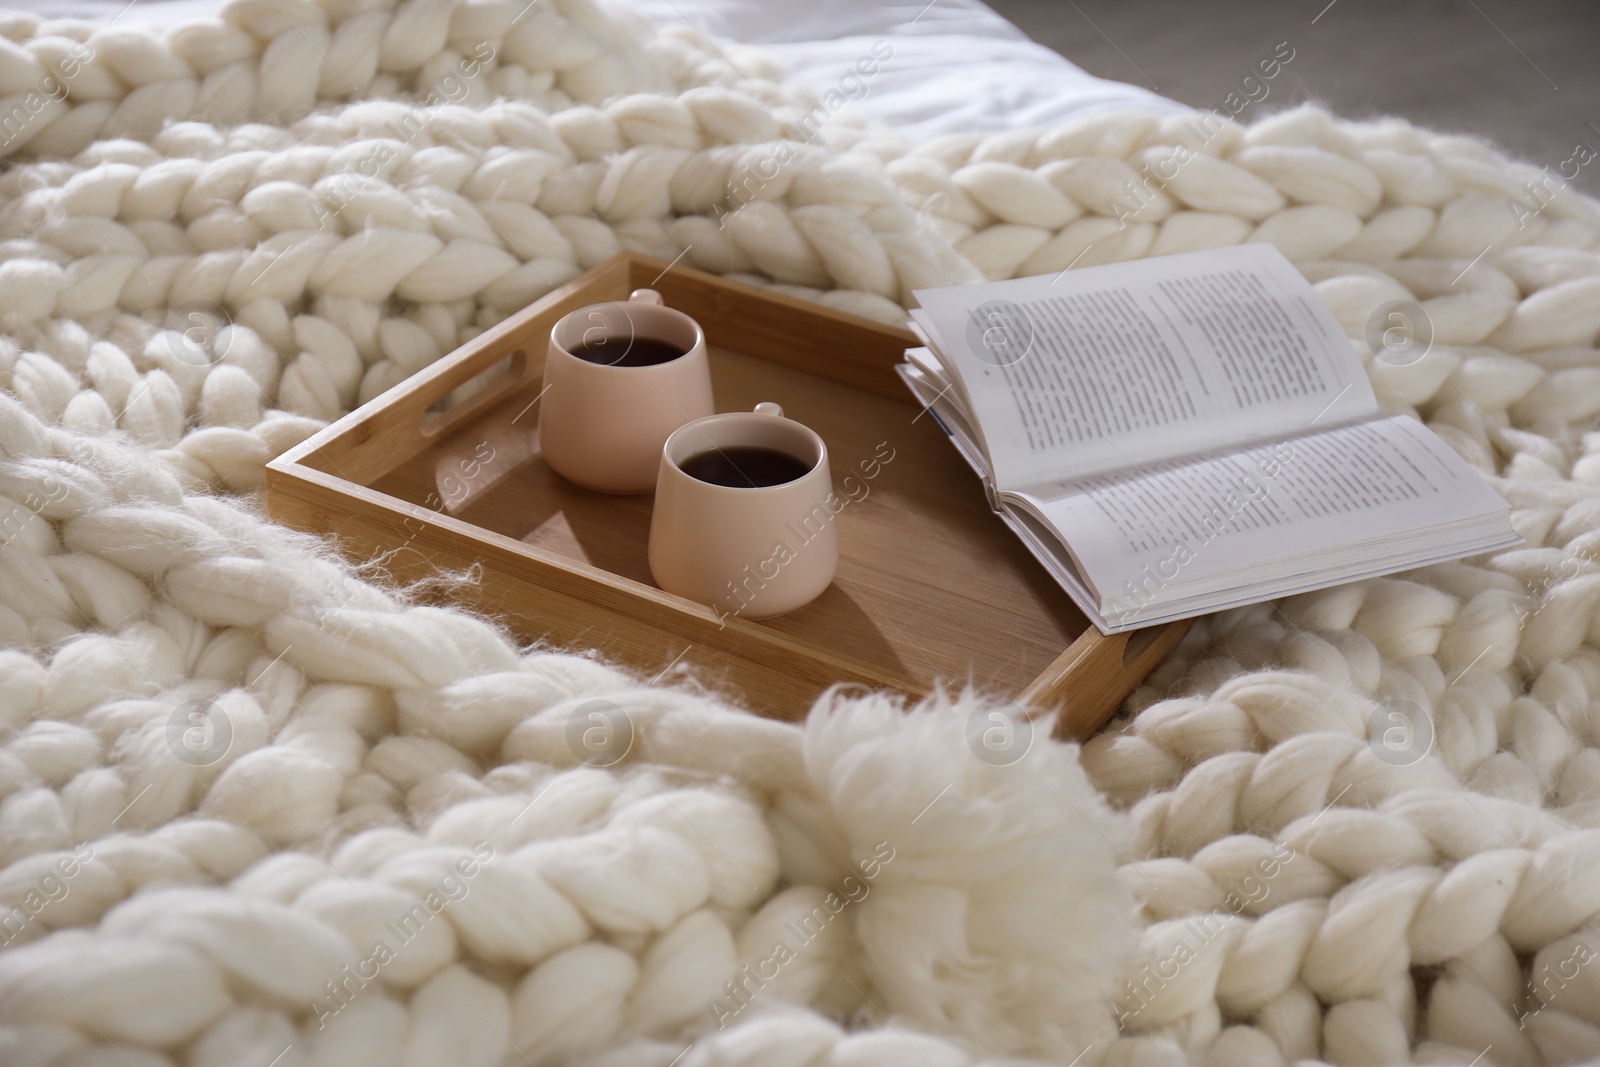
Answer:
[629,288,663,305]
[754,402,783,417]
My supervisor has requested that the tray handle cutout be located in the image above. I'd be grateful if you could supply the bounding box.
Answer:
[421,348,533,439]
[1019,619,1190,740]
[1122,624,1165,668]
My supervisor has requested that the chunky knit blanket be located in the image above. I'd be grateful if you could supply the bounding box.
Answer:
[2,1,1600,1064]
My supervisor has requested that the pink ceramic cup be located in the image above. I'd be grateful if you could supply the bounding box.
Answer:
[538,289,715,494]
[648,403,839,620]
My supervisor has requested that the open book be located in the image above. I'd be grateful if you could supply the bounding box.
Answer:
[900,244,1520,633]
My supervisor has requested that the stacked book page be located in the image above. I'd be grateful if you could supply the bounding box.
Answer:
[900,244,1521,633]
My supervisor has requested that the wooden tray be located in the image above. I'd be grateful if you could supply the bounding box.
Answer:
[264,251,1188,737]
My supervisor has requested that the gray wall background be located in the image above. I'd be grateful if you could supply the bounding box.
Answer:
[987,0,1600,195]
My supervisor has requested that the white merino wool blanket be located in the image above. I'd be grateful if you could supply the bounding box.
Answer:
[1,0,1600,1064]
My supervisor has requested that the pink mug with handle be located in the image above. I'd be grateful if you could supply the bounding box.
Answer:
[538,289,714,494]
[649,402,839,620]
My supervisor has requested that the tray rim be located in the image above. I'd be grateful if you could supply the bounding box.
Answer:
[265,250,1189,736]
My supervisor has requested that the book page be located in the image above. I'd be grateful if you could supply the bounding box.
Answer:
[1020,415,1509,617]
[912,244,1374,491]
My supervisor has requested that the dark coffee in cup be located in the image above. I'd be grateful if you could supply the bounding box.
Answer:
[651,402,837,618]
[569,336,685,367]
[679,445,812,488]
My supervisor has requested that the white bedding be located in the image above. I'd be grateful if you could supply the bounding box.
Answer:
[1,0,1181,137]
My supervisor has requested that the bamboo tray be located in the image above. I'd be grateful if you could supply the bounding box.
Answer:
[264,251,1188,737]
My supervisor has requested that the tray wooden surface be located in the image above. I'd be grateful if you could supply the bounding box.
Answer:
[265,251,1188,737]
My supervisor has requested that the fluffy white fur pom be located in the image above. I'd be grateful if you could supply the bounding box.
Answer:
[801,687,1135,1062]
